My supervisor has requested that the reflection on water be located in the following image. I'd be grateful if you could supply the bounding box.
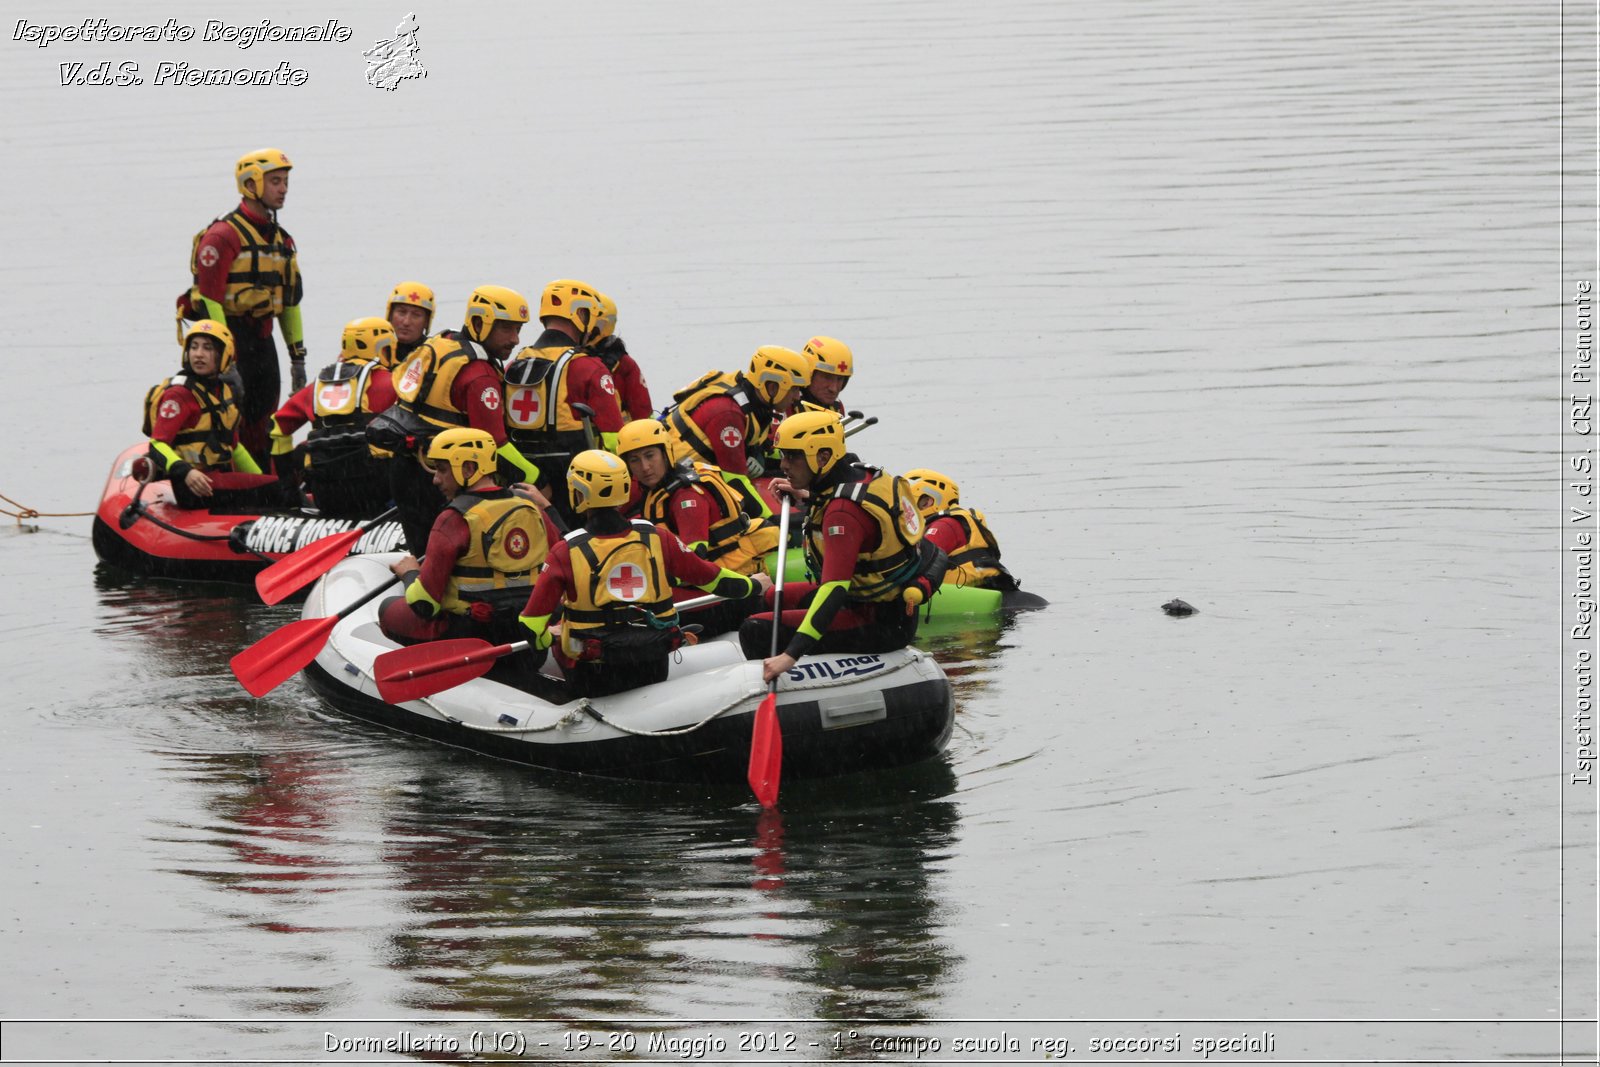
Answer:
[94,565,971,1020]
[144,740,962,1022]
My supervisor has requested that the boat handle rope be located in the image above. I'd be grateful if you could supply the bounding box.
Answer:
[432,650,932,738]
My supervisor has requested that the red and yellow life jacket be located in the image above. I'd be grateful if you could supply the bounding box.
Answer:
[663,371,770,467]
[188,209,299,320]
[502,343,596,453]
[931,506,1005,586]
[391,331,494,434]
[440,489,547,615]
[804,466,925,603]
[639,462,754,560]
[559,520,677,656]
[143,374,241,470]
[306,359,387,467]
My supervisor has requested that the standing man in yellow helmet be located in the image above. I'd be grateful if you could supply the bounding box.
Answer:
[740,409,947,682]
[184,148,305,460]
[385,280,435,363]
[503,279,627,524]
[379,428,559,690]
[374,285,543,554]
[517,450,770,698]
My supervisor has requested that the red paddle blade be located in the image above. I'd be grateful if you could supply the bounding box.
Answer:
[747,691,783,809]
[374,638,507,703]
[255,526,367,605]
[230,614,338,697]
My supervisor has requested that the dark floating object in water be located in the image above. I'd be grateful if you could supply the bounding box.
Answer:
[1161,598,1197,617]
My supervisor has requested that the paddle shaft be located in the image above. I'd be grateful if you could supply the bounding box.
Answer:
[768,498,790,664]
[331,550,424,621]
[843,416,878,438]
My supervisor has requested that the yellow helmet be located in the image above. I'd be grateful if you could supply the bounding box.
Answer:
[425,427,497,486]
[567,449,632,513]
[589,291,619,344]
[905,468,959,518]
[746,345,812,406]
[617,418,671,457]
[340,317,398,369]
[774,409,845,476]
[801,336,854,379]
[181,320,235,373]
[386,281,436,330]
[538,279,605,336]
[464,285,531,343]
[235,147,292,199]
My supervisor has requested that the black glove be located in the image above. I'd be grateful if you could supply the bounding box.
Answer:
[288,341,308,392]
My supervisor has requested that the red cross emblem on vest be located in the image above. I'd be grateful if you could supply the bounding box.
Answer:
[902,498,922,536]
[606,562,647,601]
[505,527,530,559]
[508,386,542,427]
[317,381,352,409]
[397,359,423,395]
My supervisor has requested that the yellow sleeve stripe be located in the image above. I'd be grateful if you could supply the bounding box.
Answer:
[797,579,850,640]
[404,578,442,612]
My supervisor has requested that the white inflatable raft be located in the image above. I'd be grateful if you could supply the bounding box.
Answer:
[300,556,955,784]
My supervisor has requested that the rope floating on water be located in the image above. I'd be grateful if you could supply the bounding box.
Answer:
[0,492,93,527]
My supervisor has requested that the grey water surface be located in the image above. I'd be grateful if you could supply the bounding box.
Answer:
[0,0,1590,1062]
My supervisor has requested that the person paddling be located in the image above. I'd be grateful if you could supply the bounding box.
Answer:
[740,410,947,682]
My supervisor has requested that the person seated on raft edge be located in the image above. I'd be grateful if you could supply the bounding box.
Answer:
[145,320,292,511]
[268,317,400,519]
[517,450,773,700]
[905,469,1021,594]
[378,427,564,695]
[740,409,949,684]
[616,418,779,638]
